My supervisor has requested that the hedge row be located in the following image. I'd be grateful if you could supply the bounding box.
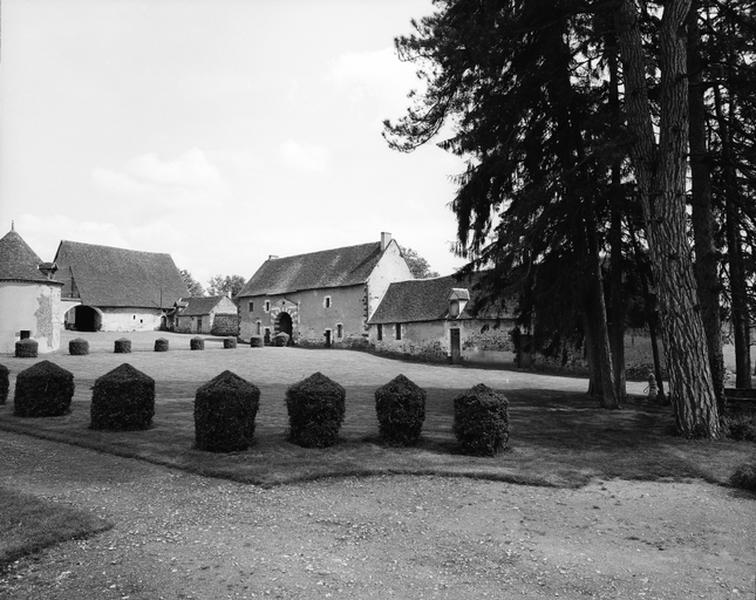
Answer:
[2,363,510,456]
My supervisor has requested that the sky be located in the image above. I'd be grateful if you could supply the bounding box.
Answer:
[0,0,468,288]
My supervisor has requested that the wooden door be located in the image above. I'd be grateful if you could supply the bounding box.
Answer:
[450,328,461,363]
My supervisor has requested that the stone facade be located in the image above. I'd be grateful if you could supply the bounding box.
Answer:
[0,281,63,354]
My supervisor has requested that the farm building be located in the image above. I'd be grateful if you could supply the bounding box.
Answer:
[237,232,412,346]
[174,295,238,335]
[368,272,516,364]
[0,228,64,353]
[53,240,188,332]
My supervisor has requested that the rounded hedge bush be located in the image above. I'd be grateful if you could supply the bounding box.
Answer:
[154,338,169,352]
[0,363,8,405]
[190,337,205,351]
[14,360,74,417]
[114,338,131,354]
[250,336,264,348]
[15,339,38,358]
[453,383,510,456]
[730,463,756,491]
[69,338,89,356]
[194,370,260,452]
[91,363,155,430]
[273,332,290,347]
[286,372,345,447]
[375,374,426,445]
[223,337,237,349]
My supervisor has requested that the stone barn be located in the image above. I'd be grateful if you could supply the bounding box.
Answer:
[237,233,412,346]
[0,228,63,353]
[174,295,238,335]
[368,272,516,364]
[53,240,188,332]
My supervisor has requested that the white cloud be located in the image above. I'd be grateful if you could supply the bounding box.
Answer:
[327,47,420,111]
[279,140,329,174]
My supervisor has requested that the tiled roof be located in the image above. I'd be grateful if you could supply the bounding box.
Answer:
[0,230,62,285]
[177,295,229,316]
[54,240,188,308]
[238,242,384,297]
[369,272,512,324]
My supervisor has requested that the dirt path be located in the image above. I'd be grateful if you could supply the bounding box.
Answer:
[0,432,753,600]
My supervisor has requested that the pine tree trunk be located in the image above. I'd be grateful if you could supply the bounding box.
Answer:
[615,0,719,437]
[687,2,727,411]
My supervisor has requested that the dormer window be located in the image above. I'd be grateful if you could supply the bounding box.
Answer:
[448,288,470,319]
[449,300,460,318]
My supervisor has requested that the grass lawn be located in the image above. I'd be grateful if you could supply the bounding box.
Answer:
[0,487,112,568]
[0,331,752,489]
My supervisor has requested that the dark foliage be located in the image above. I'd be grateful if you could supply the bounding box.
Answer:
[114,338,131,354]
[190,337,205,351]
[0,364,8,405]
[724,414,756,442]
[273,332,290,347]
[453,383,510,456]
[223,337,237,349]
[154,338,169,352]
[250,336,264,348]
[15,339,38,358]
[374,374,426,445]
[68,338,89,356]
[211,313,240,337]
[14,360,74,418]
[286,372,345,447]
[194,370,260,452]
[730,463,756,492]
[90,363,155,431]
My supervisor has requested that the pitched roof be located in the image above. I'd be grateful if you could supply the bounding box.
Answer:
[176,295,230,316]
[0,230,63,285]
[369,272,513,324]
[238,241,385,297]
[54,240,188,308]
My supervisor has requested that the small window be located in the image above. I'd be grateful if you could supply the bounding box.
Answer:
[133,315,136,320]
[377,324,383,341]
[324,296,331,309]
[19,330,30,340]
[336,323,343,339]
[264,300,270,312]
[395,323,402,340]
[256,320,261,335]
[248,301,254,312]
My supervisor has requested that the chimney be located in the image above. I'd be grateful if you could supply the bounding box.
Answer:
[380,232,392,251]
[268,254,279,261]
[38,262,58,280]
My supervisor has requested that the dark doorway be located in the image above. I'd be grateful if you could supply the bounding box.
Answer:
[324,329,332,348]
[70,305,101,331]
[277,312,293,339]
[450,328,461,363]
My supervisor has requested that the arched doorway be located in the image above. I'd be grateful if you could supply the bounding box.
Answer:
[66,305,102,332]
[276,311,293,342]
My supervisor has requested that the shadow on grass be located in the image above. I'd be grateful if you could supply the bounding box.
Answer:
[0,384,752,489]
[0,487,112,571]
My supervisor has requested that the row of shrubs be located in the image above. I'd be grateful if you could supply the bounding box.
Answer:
[0,362,510,456]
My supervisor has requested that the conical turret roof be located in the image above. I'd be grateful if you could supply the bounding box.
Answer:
[0,229,61,284]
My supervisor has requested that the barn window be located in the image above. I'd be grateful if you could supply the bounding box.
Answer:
[395,323,402,340]
[324,296,332,309]
[256,320,262,335]
[377,324,383,341]
[336,323,343,339]
[248,301,254,312]
[264,300,270,312]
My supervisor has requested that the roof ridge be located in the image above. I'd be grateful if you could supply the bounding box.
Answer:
[59,239,172,257]
[268,240,379,262]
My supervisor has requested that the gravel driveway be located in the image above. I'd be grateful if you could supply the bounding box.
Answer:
[0,432,752,600]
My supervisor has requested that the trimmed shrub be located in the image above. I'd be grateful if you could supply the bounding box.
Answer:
[210,313,240,337]
[194,370,260,452]
[154,338,169,352]
[223,337,237,349]
[114,338,131,354]
[375,374,426,445]
[90,363,155,430]
[724,414,756,442]
[190,337,205,351]
[14,360,74,417]
[453,383,510,456]
[0,363,8,405]
[730,463,756,492]
[286,372,345,447]
[273,332,290,347]
[15,339,38,358]
[69,338,89,356]
[250,336,264,348]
